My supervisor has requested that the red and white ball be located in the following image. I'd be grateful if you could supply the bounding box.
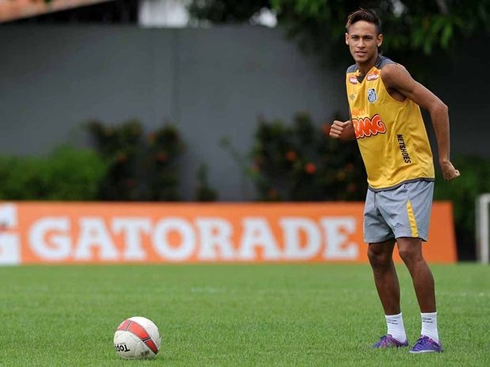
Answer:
[114,316,161,360]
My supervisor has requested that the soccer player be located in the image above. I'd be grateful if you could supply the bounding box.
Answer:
[329,8,460,353]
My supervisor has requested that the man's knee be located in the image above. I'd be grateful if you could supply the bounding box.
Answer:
[368,242,394,268]
[397,238,424,264]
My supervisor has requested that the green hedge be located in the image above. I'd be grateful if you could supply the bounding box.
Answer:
[0,120,219,203]
[221,112,368,201]
[0,146,108,201]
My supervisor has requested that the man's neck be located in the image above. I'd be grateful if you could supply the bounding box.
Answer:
[357,54,380,75]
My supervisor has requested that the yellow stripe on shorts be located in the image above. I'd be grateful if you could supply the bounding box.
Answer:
[406,200,418,237]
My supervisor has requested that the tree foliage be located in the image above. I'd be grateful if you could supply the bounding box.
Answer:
[188,0,490,73]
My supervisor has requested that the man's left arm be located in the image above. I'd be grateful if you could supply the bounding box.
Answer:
[381,64,460,181]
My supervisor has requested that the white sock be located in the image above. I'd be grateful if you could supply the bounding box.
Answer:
[421,312,439,343]
[385,312,407,342]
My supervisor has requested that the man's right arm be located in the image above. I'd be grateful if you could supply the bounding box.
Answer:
[329,120,356,140]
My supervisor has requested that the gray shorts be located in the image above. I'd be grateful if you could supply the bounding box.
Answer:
[363,180,434,243]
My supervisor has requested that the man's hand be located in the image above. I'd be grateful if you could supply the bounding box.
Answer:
[439,159,460,181]
[329,120,354,140]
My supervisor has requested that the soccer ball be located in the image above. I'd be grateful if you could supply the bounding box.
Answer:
[114,316,161,360]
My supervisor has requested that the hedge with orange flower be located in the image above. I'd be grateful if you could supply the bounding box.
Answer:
[86,119,218,201]
[245,112,367,201]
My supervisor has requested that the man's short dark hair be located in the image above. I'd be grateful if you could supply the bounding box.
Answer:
[346,8,382,35]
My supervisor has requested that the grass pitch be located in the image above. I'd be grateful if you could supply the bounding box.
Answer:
[0,263,489,366]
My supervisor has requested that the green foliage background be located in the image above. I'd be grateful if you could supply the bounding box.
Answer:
[189,0,490,78]
[434,155,490,260]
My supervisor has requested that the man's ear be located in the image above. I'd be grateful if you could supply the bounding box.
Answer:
[377,34,383,47]
[345,33,349,45]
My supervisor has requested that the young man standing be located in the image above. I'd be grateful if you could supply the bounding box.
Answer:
[329,9,460,353]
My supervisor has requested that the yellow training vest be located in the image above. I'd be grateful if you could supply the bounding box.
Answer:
[346,56,435,190]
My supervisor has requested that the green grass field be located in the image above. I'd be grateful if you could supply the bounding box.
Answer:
[0,263,488,366]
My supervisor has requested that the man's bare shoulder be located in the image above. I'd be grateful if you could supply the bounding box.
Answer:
[381,62,407,74]
[380,62,411,87]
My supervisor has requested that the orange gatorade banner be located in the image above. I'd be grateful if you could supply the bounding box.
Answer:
[0,202,457,265]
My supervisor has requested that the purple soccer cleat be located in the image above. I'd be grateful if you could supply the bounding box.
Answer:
[372,334,409,349]
[409,335,443,353]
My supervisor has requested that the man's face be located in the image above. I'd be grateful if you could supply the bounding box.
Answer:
[345,21,383,65]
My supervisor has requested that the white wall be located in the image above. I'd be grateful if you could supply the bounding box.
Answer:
[139,0,189,27]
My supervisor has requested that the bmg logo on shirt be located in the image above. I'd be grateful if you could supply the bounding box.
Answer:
[352,114,386,139]
[0,204,20,265]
